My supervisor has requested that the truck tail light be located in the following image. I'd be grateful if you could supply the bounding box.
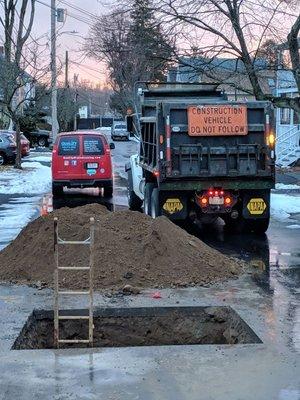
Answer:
[200,197,208,206]
[265,114,275,149]
[266,131,275,148]
[225,196,232,206]
[153,170,159,178]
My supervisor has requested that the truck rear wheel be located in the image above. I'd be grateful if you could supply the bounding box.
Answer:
[248,218,270,234]
[150,188,160,218]
[224,216,246,234]
[144,183,155,216]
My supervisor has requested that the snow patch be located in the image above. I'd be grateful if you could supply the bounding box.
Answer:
[271,193,300,221]
[286,224,300,229]
[29,155,52,163]
[0,196,41,250]
[275,183,300,190]
[0,161,51,194]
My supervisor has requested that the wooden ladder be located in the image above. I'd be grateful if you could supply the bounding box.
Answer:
[53,217,95,348]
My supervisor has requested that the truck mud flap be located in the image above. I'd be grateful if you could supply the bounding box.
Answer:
[160,192,188,220]
[242,190,270,219]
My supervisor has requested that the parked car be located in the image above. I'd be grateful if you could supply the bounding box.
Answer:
[0,130,30,156]
[51,131,115,197]
[0,132,17,165]
[20,134,30,156]
[26,129,51,147]
[111,122,129,141]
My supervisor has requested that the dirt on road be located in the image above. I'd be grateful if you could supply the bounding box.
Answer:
[0,204,244,292]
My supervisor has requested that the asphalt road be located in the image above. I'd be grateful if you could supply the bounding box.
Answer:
[0,132,299,296]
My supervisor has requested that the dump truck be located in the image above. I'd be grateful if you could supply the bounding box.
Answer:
[126,83,275,233]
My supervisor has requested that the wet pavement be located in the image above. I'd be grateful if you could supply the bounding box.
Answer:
[0,135,299,399]
[0,135,138,249]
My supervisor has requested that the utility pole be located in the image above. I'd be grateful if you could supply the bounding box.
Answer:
[51,0,59,142]
[65,50,69,87]
[73,73,78,131]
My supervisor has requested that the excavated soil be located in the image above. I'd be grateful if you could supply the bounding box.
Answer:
[0,204,244,291]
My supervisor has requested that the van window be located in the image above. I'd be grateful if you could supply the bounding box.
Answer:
[114,124,126,130]
[83,136,104,155]
[58,137,79,156]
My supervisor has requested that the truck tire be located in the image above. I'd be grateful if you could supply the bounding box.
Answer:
[144,183,155,216]
[224,216,246,234]
[127,168,143,210]
[150,188,160,218]
[248,218,270,234]
[52,183,64,197]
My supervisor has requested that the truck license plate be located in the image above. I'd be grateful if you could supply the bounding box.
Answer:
[209,196,224,205]
[87,162,98,169]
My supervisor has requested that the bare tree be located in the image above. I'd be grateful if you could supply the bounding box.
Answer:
[153,0,300,112]
[0,0,47,168]
[85,0,175,115]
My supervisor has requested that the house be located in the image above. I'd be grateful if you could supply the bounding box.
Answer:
[275,70,300,167]
[167,57,275,101]
[0,46,35,128]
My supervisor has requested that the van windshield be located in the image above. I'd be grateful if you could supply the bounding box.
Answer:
[83,136,104,155]
[58,137,79,156]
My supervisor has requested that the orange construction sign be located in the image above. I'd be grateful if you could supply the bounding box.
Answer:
[187,105,248,136]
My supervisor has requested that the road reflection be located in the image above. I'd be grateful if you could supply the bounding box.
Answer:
[185,218,270,276]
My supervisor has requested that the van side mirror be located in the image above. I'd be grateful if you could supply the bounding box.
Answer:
[110,143,115,150]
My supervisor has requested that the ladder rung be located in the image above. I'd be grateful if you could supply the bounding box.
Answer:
[58,240,90,245]
[58,315,90,320]
[58,339,90,344]
[58,267,90,271]
[58,291,90,295]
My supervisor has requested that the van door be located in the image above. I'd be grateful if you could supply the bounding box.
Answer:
[56,135,82,179]
[80,135,111,179]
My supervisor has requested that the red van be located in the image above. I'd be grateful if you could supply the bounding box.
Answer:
[51,131,115,197]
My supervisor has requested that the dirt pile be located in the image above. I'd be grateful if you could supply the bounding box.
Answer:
[0,204,243,291]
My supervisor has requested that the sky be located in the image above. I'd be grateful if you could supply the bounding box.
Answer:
[7,0,112,87]
[34,0,110,86]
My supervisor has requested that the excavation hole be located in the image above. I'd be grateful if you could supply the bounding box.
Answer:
[12,306,262,350]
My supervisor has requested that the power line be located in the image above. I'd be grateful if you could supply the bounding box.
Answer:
[71,60,107,75]
[36,0,94,26]
[58,0,99,20]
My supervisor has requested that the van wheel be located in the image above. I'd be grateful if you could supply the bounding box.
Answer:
[144,183,155,216]
[151,188,160,218]
[52,183,64,197]
[104,185,113,197]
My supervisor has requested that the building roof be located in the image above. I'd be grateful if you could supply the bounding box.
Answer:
[171,57,277,95]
